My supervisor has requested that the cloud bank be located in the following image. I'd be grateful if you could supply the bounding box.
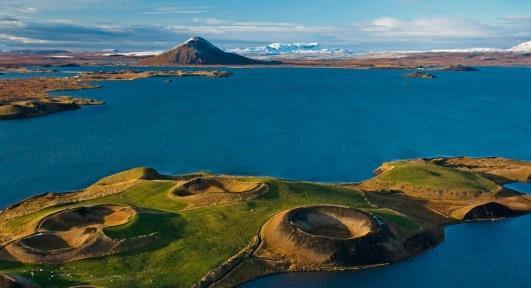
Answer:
[0,13,530,51]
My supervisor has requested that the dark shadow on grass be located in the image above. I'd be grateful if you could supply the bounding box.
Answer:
[103,211,187,255]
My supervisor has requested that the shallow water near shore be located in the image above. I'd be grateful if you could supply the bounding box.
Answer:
[505,182,531,194]
[1,67,530,287]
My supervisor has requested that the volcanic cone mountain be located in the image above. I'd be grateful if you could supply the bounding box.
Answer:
[137,37,262,65]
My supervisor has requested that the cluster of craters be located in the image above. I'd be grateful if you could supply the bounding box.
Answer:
[0,205,143,264]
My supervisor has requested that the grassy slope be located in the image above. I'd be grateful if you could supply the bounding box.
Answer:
[370,208,420,231]
[0,178,379,288]
[376,162,499,194]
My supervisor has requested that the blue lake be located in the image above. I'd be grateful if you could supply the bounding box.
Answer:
[505,182,531,194]
[0,67,530,287]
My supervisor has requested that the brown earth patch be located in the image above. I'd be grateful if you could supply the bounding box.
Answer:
[37,205,135,232]
[417,194,531,220]
[429,157,531,183]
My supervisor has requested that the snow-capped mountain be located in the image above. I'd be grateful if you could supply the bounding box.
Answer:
[509,41,531,52]
[430,48,501,53]
[102,39,531,60]
[264,42,320,53]
[360,49,496,59]
[226,42,351,58]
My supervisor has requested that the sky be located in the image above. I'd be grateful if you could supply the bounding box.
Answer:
[0,0,530,51]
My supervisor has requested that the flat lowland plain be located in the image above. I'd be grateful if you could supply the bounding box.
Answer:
[0,157,529,288]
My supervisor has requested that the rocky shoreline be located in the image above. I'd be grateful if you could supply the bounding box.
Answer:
[0,69,232,120]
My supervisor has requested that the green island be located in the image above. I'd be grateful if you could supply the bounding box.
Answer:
[0,157,529,288]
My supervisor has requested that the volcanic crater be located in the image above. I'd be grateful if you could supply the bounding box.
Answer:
[170,176,269,207]
[260,205,398,267]
[0,204,145,264]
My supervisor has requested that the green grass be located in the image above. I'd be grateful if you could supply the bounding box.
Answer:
[378,163,498,193]
[0,178,371,288]
[370,208,420,231]
[90,181,188,212]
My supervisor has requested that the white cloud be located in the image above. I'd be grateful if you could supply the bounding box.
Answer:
[16,7,37,14]
[142,6,209,15]
[0,13,529,51]
[0,17,25,28]
[48,19,77,24]
[172,18,331,35]
[95,25,127,33]
[193,18,224,25]
[0,33,51,44]
[498,16,531,25]
[359,17,493,38]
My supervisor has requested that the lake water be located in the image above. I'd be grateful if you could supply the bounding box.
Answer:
[1,67,530,287]
[505,182,531,194]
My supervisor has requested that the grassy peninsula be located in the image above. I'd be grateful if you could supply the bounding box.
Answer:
[0,157,529,287]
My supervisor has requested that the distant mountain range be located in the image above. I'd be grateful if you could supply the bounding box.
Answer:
[4,38,530,61]
[361,41,531,57]
[226,42,350,57]
[509,41,531,52]
[137,37,264,65]
[134,39,531,63]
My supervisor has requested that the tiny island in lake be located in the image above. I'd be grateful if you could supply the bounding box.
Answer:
[1,1,531,288]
